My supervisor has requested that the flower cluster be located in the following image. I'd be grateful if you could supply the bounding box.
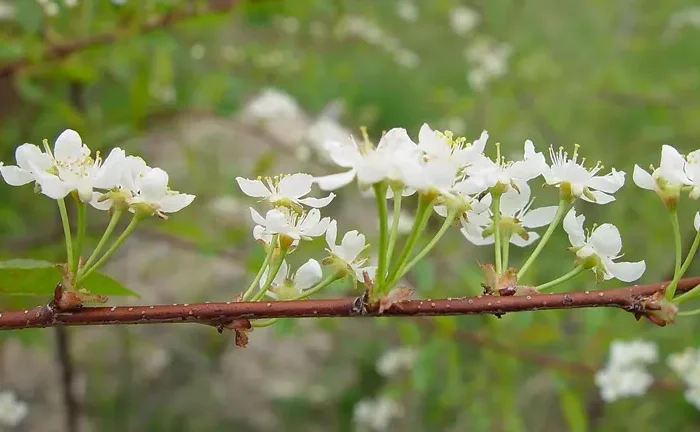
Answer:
[667,347,700,409]
[353,396,404,431]
[595,340,658,402]
[0,129,194,218]
[0,390,28,428]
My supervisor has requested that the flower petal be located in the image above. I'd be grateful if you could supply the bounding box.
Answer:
[236,177,271,198]
[582,190,616,205]
[510,231,539,247]
[499,183,530,217]
[278,173,313,198]
[159,193,196,213]
[325,219,338,250]
[250,207,266,225]
[261,260,288,288]
[588,169,625,193]
[294,259,323,290]
[660,145,686,175]
[589,223,622,257]
[695,212,700,232]
[632,165,656,191]
[460,226,495,246]
[563,208,586,247]
[16,144,51,171]
[314,170,356,191]
[354,265,376,282]
[53,129,86,161]
[37,175,72,199]
[606,259,646,282]
[137,168,169,202]
[324,140,361,168]
[340,230,366,263]
[0,165,33,186]
[93,148,126,189]
[89,192,112,211]
[521,206,558,228]
[299,193,335,208]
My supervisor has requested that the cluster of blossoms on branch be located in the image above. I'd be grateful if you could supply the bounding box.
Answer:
[0,129,194,303]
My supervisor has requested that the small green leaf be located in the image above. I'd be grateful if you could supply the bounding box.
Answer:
[0,259,139,298]
[81,271,140,298]
[559,387,588,432]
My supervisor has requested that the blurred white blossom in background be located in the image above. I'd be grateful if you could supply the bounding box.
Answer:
[396,0,419,23]
[0,390,28,428]
[243,88,303,121]
[595,340,658,402]
[353,396,404,431]
[465,38,513,91]
[0,0,14,20]
[449,5,480,36]
[376,347,418,377]
[668,7,700,30]
[667,347,700,410]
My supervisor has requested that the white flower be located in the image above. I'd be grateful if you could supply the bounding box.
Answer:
[563,208,646,282]
[608,340,659,367]
[633,145,691,198]
[396,1,418,22]
[595,339,658,403]
[236,173,335,209]
[314,128,421,191]
[462,139,547,194]
[307,117,353,155]
[667,347,700,411]
[0,143,53,186]
[376,347,418,377]
[0,390,28,428]
[460,182,558,247]
[449,6,480,35]
[243,88,301,120]
[544,144,625,204]
[261,259,323,299]
[684,149,700,199]
[594,366,654,402]
[417,124,487,170]
[33,129,127,202]
[353,396,404,431]
[126,167,195,217]
[325,220,374,281]
[251,207,330,241]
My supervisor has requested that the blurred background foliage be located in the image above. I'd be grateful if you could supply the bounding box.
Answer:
[1,0,700,431]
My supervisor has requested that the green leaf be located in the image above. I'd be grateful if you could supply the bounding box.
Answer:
[558,387,588,432]
[0,259,139,298]
[82,271,140,298]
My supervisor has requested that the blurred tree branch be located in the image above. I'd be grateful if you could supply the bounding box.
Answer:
[0,276,698,331]
[0,0,259,78]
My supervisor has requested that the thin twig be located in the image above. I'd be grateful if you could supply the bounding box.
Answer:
[55,327,80,432]
[0,276,698,330]
[0,0,250,78]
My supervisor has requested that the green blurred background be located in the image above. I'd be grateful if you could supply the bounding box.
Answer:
[1,0,700,431]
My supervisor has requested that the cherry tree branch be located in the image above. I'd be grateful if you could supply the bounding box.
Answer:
[0,276,698,330]
[0,0,252,78]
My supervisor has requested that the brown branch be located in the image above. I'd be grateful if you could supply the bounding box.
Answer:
[1,276,699,330]
[0,0,251,78]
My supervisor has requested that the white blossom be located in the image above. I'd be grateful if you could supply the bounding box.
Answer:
[595,339,658,402]
[325,220,374,281]
[251,207,329,241]
[118,166,195,218]
[563,208,646,282]
[633,145,691,198]
[261,259,323,299]
[376,347,418,377]
[449,6,480,35]
[0,143,53,186]
[353,396,404,431]
[667,347,700,410]
[314,128,421,191]
[683,149,700,199]
[460,182,557,247]
[236,173,335,209]
[461,139,547,195]
[417,124,488,171]
[0,390,28,428]
[243,88,302,120]
[396,1,419,22]
[545,144,626,204]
